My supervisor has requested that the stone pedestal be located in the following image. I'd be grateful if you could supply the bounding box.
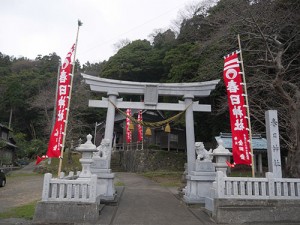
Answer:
[91,139,116,202]
[91,158,116,201]
[184,160,216,204]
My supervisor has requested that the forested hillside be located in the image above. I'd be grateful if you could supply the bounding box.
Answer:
[1,0,299,177]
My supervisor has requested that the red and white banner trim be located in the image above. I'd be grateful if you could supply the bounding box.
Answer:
[125,108,132,143]
[137,110,143,142]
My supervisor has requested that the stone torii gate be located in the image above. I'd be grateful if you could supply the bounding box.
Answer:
[82,73,219,174]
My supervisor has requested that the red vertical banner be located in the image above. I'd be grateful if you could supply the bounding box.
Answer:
[125,109,132,143]
[46,44,75,158]
[223,52,252,165]
[137,110,143,142]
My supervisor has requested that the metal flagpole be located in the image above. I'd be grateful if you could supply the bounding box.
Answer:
[237,34,255,177]
[58,20,82,177]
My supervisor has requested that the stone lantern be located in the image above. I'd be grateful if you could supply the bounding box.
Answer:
[213,139,232,174]
[76,134,97,179]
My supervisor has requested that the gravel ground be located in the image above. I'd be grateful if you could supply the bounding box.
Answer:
[0,163,43,213]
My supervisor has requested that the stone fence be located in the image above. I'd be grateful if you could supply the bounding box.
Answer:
[213,171,300,199]
[41,172,98,203]
[206,171,300,224]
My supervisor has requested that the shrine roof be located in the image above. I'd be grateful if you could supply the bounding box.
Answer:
[215,133,267,151]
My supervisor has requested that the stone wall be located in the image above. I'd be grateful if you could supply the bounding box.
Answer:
[212,198,300,224]
[112,150,186,172]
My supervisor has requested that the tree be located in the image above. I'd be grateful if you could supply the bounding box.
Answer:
[204,0,300,177]
[150,29,176,49]
[0,53,13,123]
[167,0,300,177]
[82,61,106,76]
[101,40,165,82]
[242,0,300,177]
[0,52,12,77]
[163,43,201,82]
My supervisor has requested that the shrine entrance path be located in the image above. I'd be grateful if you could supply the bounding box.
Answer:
[102,172,215,225]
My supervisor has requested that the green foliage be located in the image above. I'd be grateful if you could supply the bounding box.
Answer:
[82,61,105,76]
[153,29,176,49]
[0,51,101,161]
[0,52,12,77]
[27,139,47,159]
[12,133,47,159]
[37,152,82,174]
[11,133,28,158]
[101,40,165,82]
[163,43,200,82]
[0,54,59,138]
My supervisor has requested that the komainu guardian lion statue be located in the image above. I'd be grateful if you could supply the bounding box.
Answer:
[195,142,213,162]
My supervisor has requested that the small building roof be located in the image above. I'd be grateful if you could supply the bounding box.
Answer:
[114,109,164,122]
[215,133,267,152]
[5,141,17,149]
[0,123,13,132]
[0,123,17,148]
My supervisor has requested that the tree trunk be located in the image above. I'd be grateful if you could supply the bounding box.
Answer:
[286,90,300,177]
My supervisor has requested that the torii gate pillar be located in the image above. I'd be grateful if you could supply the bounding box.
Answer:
[104,92,118,168]
[184,94,196,173]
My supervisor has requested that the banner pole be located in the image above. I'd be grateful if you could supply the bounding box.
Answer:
[51,63,61,133]
[47,63,61,166]
[58,20,82,177]
[237,34,255,177]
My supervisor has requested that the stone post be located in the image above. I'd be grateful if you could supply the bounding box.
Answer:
[76,134,97,179]
[183,94,196,174]
[104,91,118,168]
[41,173,52,201]
[265,110,282,178]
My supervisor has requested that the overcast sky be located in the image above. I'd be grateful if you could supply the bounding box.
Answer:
[0,0,196,64]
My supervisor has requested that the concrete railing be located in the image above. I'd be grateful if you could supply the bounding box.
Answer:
[41,173,98,203]
[214,171,300,199]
